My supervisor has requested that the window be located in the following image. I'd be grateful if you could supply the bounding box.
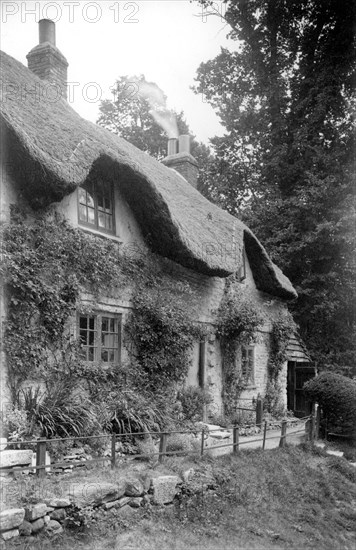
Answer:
[78,179,115,233]
[79,313,121,364]
[241,345,255,385]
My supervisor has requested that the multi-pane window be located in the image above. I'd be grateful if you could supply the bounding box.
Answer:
[79,314,121,364]
[78,180,114,233]
[241,346,255,385]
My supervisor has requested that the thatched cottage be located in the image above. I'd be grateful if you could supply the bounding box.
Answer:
[0,20,314,420]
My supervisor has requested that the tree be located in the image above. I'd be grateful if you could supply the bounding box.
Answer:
[194,0,356,373]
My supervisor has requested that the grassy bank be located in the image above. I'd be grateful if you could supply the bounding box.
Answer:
[6,444,356,549]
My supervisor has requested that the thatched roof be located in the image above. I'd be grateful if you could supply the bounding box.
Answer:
[0,50,297,299]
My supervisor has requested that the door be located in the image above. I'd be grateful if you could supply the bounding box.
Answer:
[287,362,315,417]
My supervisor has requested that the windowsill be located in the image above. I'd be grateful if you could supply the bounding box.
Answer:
[79,225,123,244]
[244,385,257,390]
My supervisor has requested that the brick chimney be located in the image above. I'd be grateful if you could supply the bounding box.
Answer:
[162,135,199,188]
[26,19,68,100]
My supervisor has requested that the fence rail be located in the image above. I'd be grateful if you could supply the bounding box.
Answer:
[1,413,315,478]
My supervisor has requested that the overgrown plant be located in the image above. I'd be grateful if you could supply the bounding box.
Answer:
[304,372,356,438]
[1,209,127,400]
[176,386,213,423]
[2,209,206,440]
[20,383,99,439]
[216,282,264,417]
[265,312,297,415]
[125,277,203,390]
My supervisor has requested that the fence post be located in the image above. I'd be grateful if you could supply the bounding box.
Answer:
[305,418,310,441]
[256,395,263,429]
[262,421,267,450]
[36,440,47,478]
[315,404,321,440]
[279,420,287,448]
[200,429,205,456]
[159,432,168,464]
[111,434,116,469]
[233,426,239,454]
[310,413,315,445]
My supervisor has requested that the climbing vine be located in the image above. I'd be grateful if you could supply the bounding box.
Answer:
[1,208,202,408]
[216,281,264,418]
[268,312,297,381]
[1,208,127,400]
[264,311,297,415]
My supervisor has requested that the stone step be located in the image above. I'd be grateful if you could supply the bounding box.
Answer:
[0,450,33,469]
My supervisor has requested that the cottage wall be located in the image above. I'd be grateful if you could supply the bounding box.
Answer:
[0,151,25,413]
[54,181,289,412]
[0,156,288,418]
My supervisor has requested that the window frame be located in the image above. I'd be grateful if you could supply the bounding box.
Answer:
[78,312,122,366]
[78,179,116,235]
[241,345,255,386]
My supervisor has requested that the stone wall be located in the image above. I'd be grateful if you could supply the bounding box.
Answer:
[26,43,68,100]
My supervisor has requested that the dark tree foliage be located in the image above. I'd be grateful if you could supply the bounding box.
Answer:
[195,0,356,373]
[304,372,356,437]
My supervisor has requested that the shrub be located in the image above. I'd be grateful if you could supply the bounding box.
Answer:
[166,433,193,454]
[264,380,286,418]
[177,386,213,422]
[3,406,31,442]
[109,388,164,434]
[20,382,100,439]
[304,372,356,437]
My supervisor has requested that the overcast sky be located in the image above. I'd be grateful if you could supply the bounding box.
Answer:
[0,0,236,144]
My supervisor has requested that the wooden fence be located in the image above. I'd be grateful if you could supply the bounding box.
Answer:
[1,412,315,478]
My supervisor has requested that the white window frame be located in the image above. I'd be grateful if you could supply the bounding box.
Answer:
[78,312,122,365]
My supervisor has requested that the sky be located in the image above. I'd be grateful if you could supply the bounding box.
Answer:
[0,0,236,144]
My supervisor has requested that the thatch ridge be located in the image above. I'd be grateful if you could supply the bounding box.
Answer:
[0,50,297,299]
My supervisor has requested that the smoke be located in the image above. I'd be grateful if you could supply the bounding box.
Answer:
[136,79,179,139]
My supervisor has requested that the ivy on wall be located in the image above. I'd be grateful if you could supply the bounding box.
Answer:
[1,209,201,404]
[264,312,297,415]
[216,280,264,419]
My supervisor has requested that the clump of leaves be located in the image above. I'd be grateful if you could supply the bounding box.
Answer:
[126,277,202,389]
[20,382,99,439]
[216,285,264,417]
[1,211,126,399]
[177,386,213,423]
[304,372,356,438]
[268,312,297,381]
[109,388,164,435]
[216,288,264,344]
[3,406,31,442]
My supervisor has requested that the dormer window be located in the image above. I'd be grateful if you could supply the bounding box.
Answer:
[78,180,115,233]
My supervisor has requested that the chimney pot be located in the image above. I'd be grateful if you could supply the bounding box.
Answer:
[179,135,190,154]
[39,19,56,46]
[27,20,68,100]
[162,134,199,189]
[167,138,178,156]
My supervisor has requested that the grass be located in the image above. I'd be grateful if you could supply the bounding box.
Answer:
[327,437,356,461]
[4,445,356,549]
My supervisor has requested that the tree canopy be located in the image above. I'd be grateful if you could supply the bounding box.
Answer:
[195,0,356,373]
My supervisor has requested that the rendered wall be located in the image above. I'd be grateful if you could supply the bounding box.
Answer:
[0,159,289,416]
